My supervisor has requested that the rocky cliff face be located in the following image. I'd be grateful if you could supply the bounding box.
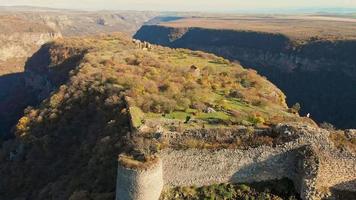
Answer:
[134,25,356,128]
[0,16,62,74]
[3,9,159,36]
[0,39,83,138]
[0,32,62,62]
[0,16,63,138]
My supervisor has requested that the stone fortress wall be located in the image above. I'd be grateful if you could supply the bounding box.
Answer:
[317,152,356,192]
[116,124,356,200]
[116,158,164,200]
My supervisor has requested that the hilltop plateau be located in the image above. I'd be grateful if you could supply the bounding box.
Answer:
[0,34,354,200]
[159,15,356,42]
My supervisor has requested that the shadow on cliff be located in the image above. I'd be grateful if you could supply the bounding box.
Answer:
[330,180,356,200]
[25,42,86,87]
[0,44,52,139]
[0,72,34,139]
[0,43,85,139]
[134,25,292,53]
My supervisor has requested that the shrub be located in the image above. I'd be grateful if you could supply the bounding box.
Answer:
[241,79,253,88]
[229,90,244,99]
[320,122,335,130]
[248,114,265,125]
[252,100,266,107]
[329,130,356,153]
[289,103,301,114]
[16,116,30,136]
[160,181,296,200]
[176,97,191,110]
[158,83,169,92]
[210,57,230,65]
[191,102,207,112]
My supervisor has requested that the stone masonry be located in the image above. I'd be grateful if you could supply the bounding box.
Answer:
[116,123,356,200]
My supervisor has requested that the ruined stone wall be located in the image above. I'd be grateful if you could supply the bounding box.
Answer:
[294,146,320,200]
[161,147,298,187]
[116,124,355,200]
[317,152,356,192]
[116,144,315,200]
[160,145,325,200]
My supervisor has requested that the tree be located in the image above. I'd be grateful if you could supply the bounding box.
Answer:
[16,116,30,136]
[185,115,191,124]
[290,103,301,114]
[320,122,335,131]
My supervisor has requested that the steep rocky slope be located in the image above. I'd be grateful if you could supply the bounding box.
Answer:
[0,33,318,200]
[134,23,356,129]
[0,16,62,138]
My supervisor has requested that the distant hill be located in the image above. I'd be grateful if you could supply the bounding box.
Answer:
[0,7,160,36]
[157,15,356,41]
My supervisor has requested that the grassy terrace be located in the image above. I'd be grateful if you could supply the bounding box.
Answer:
[118,42,308,132]
[129,93,300,131]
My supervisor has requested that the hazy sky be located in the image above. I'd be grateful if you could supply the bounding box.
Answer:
[2,0,356,12]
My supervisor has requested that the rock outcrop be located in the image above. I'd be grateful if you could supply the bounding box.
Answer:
[0,32,61,62]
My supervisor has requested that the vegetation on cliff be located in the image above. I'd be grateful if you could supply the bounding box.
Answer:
[160,179,299,200]
[0,33,311,199]
[0,15,62,138]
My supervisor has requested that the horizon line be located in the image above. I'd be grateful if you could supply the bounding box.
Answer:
[1,4,356,14]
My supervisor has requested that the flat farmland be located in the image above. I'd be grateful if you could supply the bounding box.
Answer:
[161,14,356,41]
